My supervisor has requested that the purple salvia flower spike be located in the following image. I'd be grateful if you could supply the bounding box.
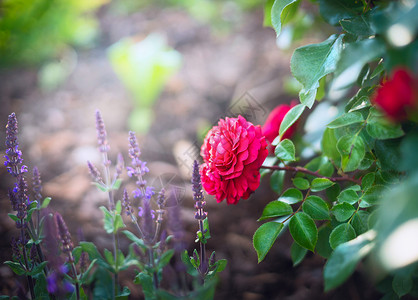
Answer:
[4,112,27,177]
[142,199,155,245]
[32,166,42,204]
[122,188,134,216]
[95,110,110,154]
[55,213,74,260]
[87,160,102,182]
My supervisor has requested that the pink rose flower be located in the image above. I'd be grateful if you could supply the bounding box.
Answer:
[372,68,418,122]
[200,115,268,205]
[262,102,298,151]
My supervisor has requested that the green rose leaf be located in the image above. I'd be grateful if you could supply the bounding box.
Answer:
[331,202,356,222]
[337,134,365,172]
[324,230,376,291]
[279,188,304,204]
[361,173,375,191]
[270,170,285,194]
[360,185,385,207]
[259,201,293,221]
[275,139,296,161]
[278,104,305,140]
[292,177,310,190]
[253,222,284,263]
[291,242,308,266]
[352,211,370,235]
[338,188,359,204]
[340,12,375,37]
[302,195,330,220]
[366,115,404,140]
[311,178,335,192]
[319,0,364,26]
[291,34,344,108]
[317,226,333,259]
[327,112,364,129]
[289,212,318,252]
[322,128,340,161]
[271,0,300,37]
[329,223,356,250]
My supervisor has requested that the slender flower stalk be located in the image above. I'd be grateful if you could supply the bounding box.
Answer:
[55,213,80,300]
[192,161,208,279]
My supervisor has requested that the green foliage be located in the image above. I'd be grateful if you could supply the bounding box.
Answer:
[0,0,106,66]
[256,0,418,297]
[253,222,284,262]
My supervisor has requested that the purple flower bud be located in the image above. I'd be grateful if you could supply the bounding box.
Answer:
[87,160,102,182]
[95,110,110,153]
[32,166,42,204]
[55,213,74,258]
[122,188,134,216]
[4,113,27,177]
[115,153,124,179]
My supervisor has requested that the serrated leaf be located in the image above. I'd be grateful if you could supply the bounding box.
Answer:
[327,112,364,129]
[337,188,359,204]
[122,231,147,250]
[100,206,114,234]
[303,195,330,220]
[279,104,305,138]
[317,226,333,259]
[292,177,310,190]
[259,201,293,221]
[271,0,299,36]
[311,178,334,192]
[361,173,375,191]
[291,242,308,266]
[275,139,296,161]
[329,223,356,250]
[270,170,285,194]
[352,211,370,235]
[360,185,384,207]
[289,212,318,252]
[28,261,48,276]
[214,259,227,273]
[319,0,364,26]
[322,128,340,162]
[324,230,376,291]
[279,188,303,204]
[332,203,356,222]
[340,12,375,37]
[104,249,115,267]
[366,116,404,140]
[253,222,284,262]
[112,179,122,191]
[291,34,344,108]
[337,135,365,172]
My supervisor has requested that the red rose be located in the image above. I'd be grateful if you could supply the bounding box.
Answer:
[262,102,298,149]
[200,115,268,205]
[372,68,418,121]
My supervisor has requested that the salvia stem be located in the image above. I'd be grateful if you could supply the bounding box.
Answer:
[20,229,35,299]
[260,165,361,185]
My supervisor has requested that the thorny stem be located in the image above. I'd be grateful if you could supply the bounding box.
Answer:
[21,228,35,300]
[261,165,361,185]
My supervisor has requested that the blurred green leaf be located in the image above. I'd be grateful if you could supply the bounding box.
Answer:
[271,170,285,194]
[292,177,310,190]
[319,0,364,26]
[324,230,376,291]
[271,0,300,36]
[278,104,305,140]
[327,112,364,129]
[290,241,307,266]
[337,134,365,172]
[311,178,334,192]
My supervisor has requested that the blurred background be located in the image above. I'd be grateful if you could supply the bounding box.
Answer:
[0,0,379,299]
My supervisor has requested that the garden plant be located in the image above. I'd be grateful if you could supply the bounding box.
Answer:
[3,0,418,299]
